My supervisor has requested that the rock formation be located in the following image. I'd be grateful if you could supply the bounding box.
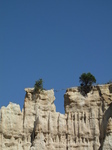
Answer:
[0,84,112,150]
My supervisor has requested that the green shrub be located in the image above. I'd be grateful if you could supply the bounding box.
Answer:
[34,79,44,93]
[79,72,96,95]
[79,72,96,86]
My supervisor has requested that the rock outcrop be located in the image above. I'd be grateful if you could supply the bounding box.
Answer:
[0,84,112,150]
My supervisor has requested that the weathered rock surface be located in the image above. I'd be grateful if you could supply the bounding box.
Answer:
[0,84,112,150]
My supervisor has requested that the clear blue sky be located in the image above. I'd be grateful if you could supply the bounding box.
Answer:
[0,1,112,114]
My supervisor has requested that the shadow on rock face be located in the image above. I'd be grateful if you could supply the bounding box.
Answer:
[78,85,92,96]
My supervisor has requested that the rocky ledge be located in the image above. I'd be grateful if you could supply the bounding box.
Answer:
[0,84,112,150]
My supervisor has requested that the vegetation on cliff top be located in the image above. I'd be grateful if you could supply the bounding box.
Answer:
[79,72,96,96]
[79,72,96,86]
[34,78,44,93]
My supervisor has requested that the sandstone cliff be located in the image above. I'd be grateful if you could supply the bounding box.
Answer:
[0,84,112,150]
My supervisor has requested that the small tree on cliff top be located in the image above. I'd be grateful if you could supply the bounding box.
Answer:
[34,78,44,93]
[79,72,96,86]
[79,72,96,95]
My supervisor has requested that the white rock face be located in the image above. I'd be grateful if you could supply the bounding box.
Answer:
[0,84,112,150]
